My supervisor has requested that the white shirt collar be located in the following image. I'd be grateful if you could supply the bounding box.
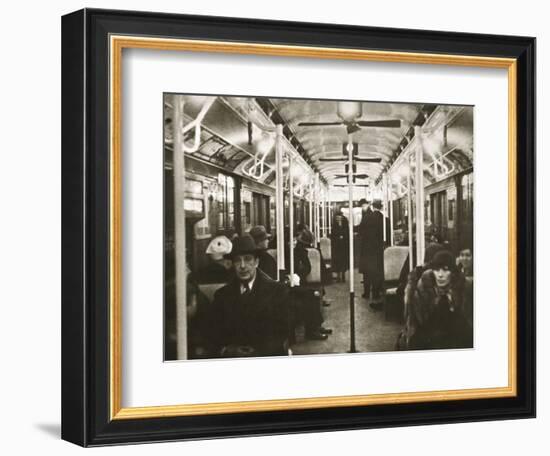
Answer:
[240,273,257,294]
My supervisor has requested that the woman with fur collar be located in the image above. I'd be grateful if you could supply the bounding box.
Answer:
[401,250,473,351]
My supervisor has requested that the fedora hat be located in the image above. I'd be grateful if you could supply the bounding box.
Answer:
[296,229,314,247]
[228,234,260,258]
[358,198,368,206]
[249,225,271,244]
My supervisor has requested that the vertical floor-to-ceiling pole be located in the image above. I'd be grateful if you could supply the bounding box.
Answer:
[382,174,388,244]
[172,95,187,360]
[314,173,320,247]
[275,124,285,280]
[289,154,295,287]
[347,135,356,353]
[414,126,425,266]
[389,175,394,246]
[321,190,326,238]
[407,153,414,271]
[328,191,332,236]
[309,181,313,232]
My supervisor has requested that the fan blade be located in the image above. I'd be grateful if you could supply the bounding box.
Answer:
[297,121,344,127]
[333,174,369,178]
[319,158,346,162]
[333,184,369,187]
[356,119,401,128]
[354,157,382,163]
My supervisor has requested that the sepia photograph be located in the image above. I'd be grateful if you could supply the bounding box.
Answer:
[163,94,474,361]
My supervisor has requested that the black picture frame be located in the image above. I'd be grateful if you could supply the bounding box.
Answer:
[62,8,536,447]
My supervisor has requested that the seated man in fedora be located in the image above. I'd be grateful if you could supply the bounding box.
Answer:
[249,225,277,280]
[207,234,290,358]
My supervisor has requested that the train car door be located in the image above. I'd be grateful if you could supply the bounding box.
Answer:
[460,173,474,250]
[252,193,270,231]
[430,190,448,242]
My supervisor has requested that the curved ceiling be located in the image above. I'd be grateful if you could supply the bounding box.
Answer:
[164,95,473,196]
[269,99,423,184]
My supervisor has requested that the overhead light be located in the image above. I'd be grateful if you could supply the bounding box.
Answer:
[337,101,362,122]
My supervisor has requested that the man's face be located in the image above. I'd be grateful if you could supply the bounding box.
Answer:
[257,238,269,250]
[233,254,259,282]
[434,267,452,288]
[361,204,368,212]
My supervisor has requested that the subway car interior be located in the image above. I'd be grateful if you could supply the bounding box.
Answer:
[164,95,474,360]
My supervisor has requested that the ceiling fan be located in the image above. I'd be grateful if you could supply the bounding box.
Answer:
[318,143,382,163]
[333,172,369,184]
[334,174,369,179]
[333,184,369,188]
[298,101,401,135]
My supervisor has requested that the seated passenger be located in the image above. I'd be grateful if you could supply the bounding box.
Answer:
[186,267,215,359]
[249,225,277,280]
[457,247,473,278]
[206,235,290,358]
[456,247,473,326]
[400,250,473,350]
[291,230,330,341]
[198,235,233,284]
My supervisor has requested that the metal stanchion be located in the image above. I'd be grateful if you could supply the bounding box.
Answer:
[389,175,394,246]
[407,153,414,271]
[314,173,320,247]
[347,135,356,353]
[382,174,387,244]
[414,126,425,266]
[309,181,313,231]
[275,124,285,279]
[172,95,187,360]
[289,155,295,286]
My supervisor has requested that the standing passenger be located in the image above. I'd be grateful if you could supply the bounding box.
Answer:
[330,212,349,282]
[359,199,385,309]
[357,198,371,296]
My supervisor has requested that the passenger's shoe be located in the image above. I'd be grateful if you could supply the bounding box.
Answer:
[319,327,333,335]
[306,331,329,341]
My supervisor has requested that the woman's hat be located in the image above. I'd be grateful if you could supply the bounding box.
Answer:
[372,199,383,209]
[205,235,232,260]
[358,198,368,206]
[429,250,457,272]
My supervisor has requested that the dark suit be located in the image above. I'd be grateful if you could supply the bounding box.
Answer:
[358,209,384,299]
[330,218,349,273]
[208,270,290,357]
[257,249,277,280]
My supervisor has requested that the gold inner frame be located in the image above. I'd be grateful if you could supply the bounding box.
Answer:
[109,35,518,420]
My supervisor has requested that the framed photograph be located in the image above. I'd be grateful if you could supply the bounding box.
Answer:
[61,8,535,446]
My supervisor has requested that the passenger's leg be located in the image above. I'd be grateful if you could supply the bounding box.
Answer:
[363,274,370,298]
[369,278,384,310]
[304,294,328,340]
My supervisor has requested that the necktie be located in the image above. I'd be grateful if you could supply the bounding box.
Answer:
[242,282,251,295]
